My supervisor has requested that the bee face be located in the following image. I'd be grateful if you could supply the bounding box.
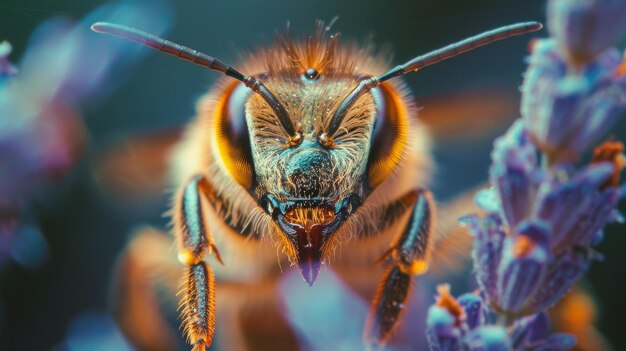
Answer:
[207,24,415,281]
[240,74,382,284]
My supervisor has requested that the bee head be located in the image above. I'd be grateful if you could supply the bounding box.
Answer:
[209,25,409,285]
[248,75,387,286]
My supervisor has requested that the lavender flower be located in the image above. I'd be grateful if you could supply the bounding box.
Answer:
[426,286,575,351]
[469,122,621,319]
[520,39,626,162]
[547,0,626,65]
[428,1,626,350]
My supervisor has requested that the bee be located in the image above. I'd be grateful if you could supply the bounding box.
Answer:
[92,20,541,351]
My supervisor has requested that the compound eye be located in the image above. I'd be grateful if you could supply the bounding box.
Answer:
[215,82,255,189]
[366,84,408,188]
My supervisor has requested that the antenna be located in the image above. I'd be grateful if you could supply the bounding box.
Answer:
[91,22,298,139]
[326,21,543,138]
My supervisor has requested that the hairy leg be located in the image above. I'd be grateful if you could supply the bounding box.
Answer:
[364,189,435,349]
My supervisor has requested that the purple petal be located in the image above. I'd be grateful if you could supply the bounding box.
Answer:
[566,88,626,154]
[457,293,485,330]
[548,0,626,62]
[521,38,626,158]
[474,189,500,213]
[490,120,539,229]
[511,312,550,349]
[543,75,591,150]
[497,221,551,314]
[467,213,507,304]
[534,163,619,251]
[279,268,368,350]
[521,40,570,150]
[426,306,462,351]
[526,247,593,312]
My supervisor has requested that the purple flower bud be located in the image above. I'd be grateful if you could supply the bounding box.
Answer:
[466,213,507,303]
[426,306,462,351]
[548,0,626,64]
[497,221,550,314]
[457,293,485,330]
[521,39,626,160]
[465,326,511,351]
[512,312,576,350]
[490,120,540,229]
[0,41,18,78]
[526,247,594,312]
[534,162,619,251]
[511,312,550,348]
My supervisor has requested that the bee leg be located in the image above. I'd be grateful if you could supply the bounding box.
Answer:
[173,175,223,351]
[364,189,435,350]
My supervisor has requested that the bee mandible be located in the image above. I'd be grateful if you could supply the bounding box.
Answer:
[92,20,541,350]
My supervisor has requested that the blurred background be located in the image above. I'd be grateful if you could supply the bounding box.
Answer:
[1,0,625,350]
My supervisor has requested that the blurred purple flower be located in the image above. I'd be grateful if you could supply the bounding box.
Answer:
[547,0,626,64]
[0,1,171,269]
[0,1,171,199]
[521,39,626,162]
[0,42,18,78]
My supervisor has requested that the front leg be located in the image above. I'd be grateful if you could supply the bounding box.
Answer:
[173,175,223,351]
[364,189,435,350]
